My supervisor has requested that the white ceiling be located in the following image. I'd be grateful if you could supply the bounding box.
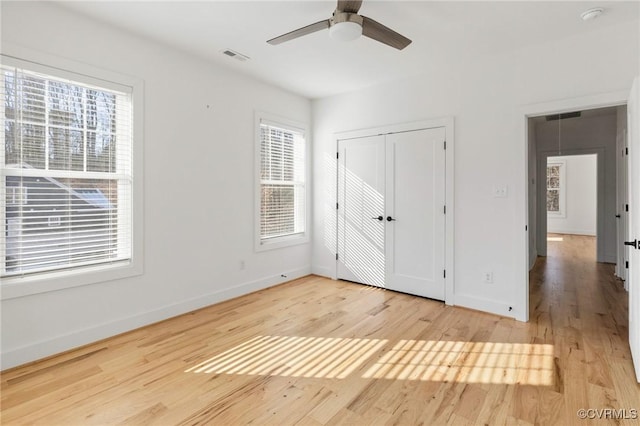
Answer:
[57,1,640,99]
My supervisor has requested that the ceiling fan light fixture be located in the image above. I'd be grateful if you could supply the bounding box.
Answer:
[267,1,411,50]
[329,20,362,42]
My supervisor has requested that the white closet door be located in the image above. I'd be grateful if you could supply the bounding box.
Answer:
[337,135,386,287]
[386,128,446,300]
[337,127,447,301]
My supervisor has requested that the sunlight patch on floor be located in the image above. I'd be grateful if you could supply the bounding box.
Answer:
[547,236,564,242]
[185,335,387,379]
[186,336,554,385]
[362,340,555,385]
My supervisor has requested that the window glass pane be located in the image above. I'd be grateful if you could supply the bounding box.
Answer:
[19,123,46,169]
[4,176,119,275]
[87,131,115,172]
[547,165,560,189]
[5,120,18,164]
[547,189,559,212]
[4,70,16,120]
[48,127,84,171]
[86,89,115,133]
[19,75,46,122]
[48,81,83,128]
[261,184,295,238]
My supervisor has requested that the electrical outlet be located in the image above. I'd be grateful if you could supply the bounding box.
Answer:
[492,185,508,198]
[483,271,493,283]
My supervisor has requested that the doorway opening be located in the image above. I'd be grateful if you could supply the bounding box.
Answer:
[527,105,626,271]
[545,153,598,261]
[526,105,629,323]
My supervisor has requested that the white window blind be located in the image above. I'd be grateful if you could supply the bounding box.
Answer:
[259,120,306,242]
[1,63,133,278]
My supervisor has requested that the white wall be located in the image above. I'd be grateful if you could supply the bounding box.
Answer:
[547,155,597,236]
[1,2,312,369]
[312,20,639,319]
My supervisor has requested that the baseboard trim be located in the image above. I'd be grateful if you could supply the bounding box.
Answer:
[547,229,596,236]
[454,293,519,321]
[311,265,335,279]
[1,266,311,370]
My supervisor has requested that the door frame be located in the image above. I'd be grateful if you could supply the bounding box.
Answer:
[616,123,629,286]
[333,117,455,305]
[518,90,628,322]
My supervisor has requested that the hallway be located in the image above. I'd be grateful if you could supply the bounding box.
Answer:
[528,233,638,423]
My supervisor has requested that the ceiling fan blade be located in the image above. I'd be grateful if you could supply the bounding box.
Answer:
[337,0,363,13]
[267,19,330,45]
[361,16,412,50]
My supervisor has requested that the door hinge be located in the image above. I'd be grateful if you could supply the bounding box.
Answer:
[336,253,339,260]
[626,204,629,212]
[626,261,629,269]
[336,152,339,159]
[443,270,446,278]
[525,225,528,231]
[444,205,446,214]
[626,147,629,155]
[444,141,447,150]
[336,202,339,210]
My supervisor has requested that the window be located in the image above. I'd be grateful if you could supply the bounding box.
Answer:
[546,159,566,217]
[256,115,307,250]
[1,58,135,285]
[6,185,27,205]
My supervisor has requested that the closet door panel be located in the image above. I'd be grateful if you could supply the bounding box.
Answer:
[337,135,386,287]
[386,127,446,300]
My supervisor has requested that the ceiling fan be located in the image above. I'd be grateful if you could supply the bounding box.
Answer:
[267,0,412,50]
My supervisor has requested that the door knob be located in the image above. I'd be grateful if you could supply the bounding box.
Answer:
[386,216,396,222]
[371,216,383,221]
[624,239,638,249]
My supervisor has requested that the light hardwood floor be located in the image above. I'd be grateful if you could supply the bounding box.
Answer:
[2,234,639,425]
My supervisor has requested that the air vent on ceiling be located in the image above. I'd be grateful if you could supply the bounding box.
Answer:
[545,111,582,121]
[221,49,250,62]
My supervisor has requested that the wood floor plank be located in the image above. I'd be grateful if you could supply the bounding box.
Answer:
[2,235,639,425]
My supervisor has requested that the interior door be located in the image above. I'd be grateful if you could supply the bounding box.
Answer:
[337,127,446,301]
[627,76,640,382]
[386,128,446,299]
[337,135,386,287]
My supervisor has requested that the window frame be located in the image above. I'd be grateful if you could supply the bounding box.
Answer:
[0,47,143,300]
[254,112,309,252]
[546,158,566,218]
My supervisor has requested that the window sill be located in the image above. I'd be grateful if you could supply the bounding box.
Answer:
[1,260,142,300]
[255,233,309,252]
